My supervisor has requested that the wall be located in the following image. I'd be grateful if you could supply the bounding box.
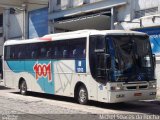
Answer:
[8,12,24,39]
[27,1,48,12]
[0,27,3,56]
[50,0,106,11]
[0,9,3,56]
[117,0,132,22]
[115,0,160,30]
[28,7,48,39]
[134,0,160,10]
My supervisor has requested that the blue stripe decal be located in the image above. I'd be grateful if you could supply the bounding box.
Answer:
[6,60,55,94]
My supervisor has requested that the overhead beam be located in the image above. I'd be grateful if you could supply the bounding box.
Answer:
[26,0,48,5]
[0,0,49,10]
[49,0,127,20]
[0,0,23,8]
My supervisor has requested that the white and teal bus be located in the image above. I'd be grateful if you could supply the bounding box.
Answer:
[3,30,157,104]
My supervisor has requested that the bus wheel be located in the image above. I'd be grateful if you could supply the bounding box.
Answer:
[77,86,88,105]
[20,80,27,95]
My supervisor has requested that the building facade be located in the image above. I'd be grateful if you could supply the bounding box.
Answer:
[0,10,3,56]
[0,0,160,81]
[1,0,160,46]
[48,0,160,32]
[0,0,48,56]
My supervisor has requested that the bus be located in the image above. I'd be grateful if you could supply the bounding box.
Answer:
[3,30,157,104]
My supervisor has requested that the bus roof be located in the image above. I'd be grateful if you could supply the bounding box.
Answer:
[4,30,147,46]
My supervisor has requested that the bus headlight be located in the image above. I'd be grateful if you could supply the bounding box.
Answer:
[149,82,156,89]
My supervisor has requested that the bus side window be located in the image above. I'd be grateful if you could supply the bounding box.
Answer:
[69,38,86,59]
[63,50,68,58]
[54,47,59,58]
[10,46,15,60]
[31,51,38,59]
[74,47,84,58]
[14,45,22,59]
[18,52,22,59]
[50,49,55,59]
[16,45,26,59]
[73,49,77,58]
[62,41,69,59]
[4,46,10,60]
[11,53,15,59]
[40,47,46,59]
[28,44,38,59]
[47,51,51,58]
[31,51,35,59]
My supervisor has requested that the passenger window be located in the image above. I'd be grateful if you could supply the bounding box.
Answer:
[4,46,11,60]
[10,46,17,60]
[54,46,59,58]
[83,49,86,58]
[31,51,36,59]
[10,46,15,59]
[27,44,38,59]
[63,50,68,58]
[72,49,77,58]
[40,47,46,59]
[18,52,22,59]
[48,48,55,59]
[46,50,51,58]
[16,45,26,59]
[68,38,86,59]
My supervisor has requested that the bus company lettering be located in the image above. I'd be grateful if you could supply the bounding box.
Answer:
[33,62,52,82]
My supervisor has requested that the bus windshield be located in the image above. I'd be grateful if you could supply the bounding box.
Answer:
[110,35,155,82]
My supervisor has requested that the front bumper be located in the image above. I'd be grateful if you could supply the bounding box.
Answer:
[108,89,157,103]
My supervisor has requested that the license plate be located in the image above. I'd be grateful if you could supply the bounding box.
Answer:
[134,93,142,96]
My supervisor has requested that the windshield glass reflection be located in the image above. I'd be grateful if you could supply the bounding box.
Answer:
[109,35,154,82]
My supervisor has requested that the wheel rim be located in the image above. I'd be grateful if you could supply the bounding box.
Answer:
[21,82,26,94]
[79,89,87,103]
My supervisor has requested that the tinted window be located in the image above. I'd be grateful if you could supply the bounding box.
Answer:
[4,37,86,60]
[4,46,11,60]
[5,44,26,60]
[46,38,86,59]
[25,44,38,59]
[89,35,107,79]
[15,45,26,59]
[68,38,86,59]
[38,42,48,59]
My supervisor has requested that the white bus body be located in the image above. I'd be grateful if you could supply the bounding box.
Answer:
[3,30,157,104]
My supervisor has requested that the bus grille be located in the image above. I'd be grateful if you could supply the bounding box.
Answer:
[126,85,148,90]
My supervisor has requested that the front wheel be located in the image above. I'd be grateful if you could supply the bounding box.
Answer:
[77,86,88,105]
[20,80,27,95]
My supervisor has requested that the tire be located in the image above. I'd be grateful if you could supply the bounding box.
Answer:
[77,86,88,105]
[20,80,27,95]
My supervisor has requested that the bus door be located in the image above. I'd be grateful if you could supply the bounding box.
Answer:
[89,35,111,101]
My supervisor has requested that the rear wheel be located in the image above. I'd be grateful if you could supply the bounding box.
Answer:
[77,86,88,105]
[20,80,27,95]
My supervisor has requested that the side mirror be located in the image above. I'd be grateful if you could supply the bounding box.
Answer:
[152,54,156,68]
